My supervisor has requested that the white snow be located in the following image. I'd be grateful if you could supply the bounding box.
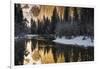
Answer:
[53,36,94,47]
[15,34,38,39]
[25,34,38,37]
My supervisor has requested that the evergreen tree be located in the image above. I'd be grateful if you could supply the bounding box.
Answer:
[31,19,36,34]
[73,8,79,22]
[43,17,50,34]
[64,7,69,21]
[51,7,59,34]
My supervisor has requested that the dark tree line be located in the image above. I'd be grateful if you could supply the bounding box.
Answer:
[80,8,94,36]
[15,4,28,36]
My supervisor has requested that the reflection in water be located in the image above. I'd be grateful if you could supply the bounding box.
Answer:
[24,40,41,64]
[15,39,94,65]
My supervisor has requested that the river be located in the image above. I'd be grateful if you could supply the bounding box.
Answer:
[15,37,94,65]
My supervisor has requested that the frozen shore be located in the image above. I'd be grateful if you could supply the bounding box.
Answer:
[15,34,38,39]
[53,36,94,47]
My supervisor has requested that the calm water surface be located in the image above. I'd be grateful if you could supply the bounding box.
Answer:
[15,38,94,65]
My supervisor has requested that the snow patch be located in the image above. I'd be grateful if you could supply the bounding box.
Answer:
[53,36,94,47]
[15,34,38,39]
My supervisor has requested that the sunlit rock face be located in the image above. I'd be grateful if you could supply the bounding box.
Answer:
[56,6,64,20]
[30,5,40,17]
[21,4,81,23]
[21,4,40,28]
[21,4,81,25]
[21,4,66,22]
[21,4,32,28]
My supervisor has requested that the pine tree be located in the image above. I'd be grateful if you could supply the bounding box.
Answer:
[51,7,59,34]
[73,8,79,22]
[31,19,36,34]
[64,7,69,21]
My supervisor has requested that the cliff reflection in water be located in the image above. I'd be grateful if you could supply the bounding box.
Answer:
[15,39,94,65]
[23,39,65,64]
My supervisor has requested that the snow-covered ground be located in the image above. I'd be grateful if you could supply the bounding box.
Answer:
[53,36,94,47]
[15,34,38,39]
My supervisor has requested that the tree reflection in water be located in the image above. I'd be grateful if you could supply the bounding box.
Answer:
[15,39,94,65]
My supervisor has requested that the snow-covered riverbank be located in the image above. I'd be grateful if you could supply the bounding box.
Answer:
[15,35,94,47]
[15,34,38,39]
[53,36,94,47]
